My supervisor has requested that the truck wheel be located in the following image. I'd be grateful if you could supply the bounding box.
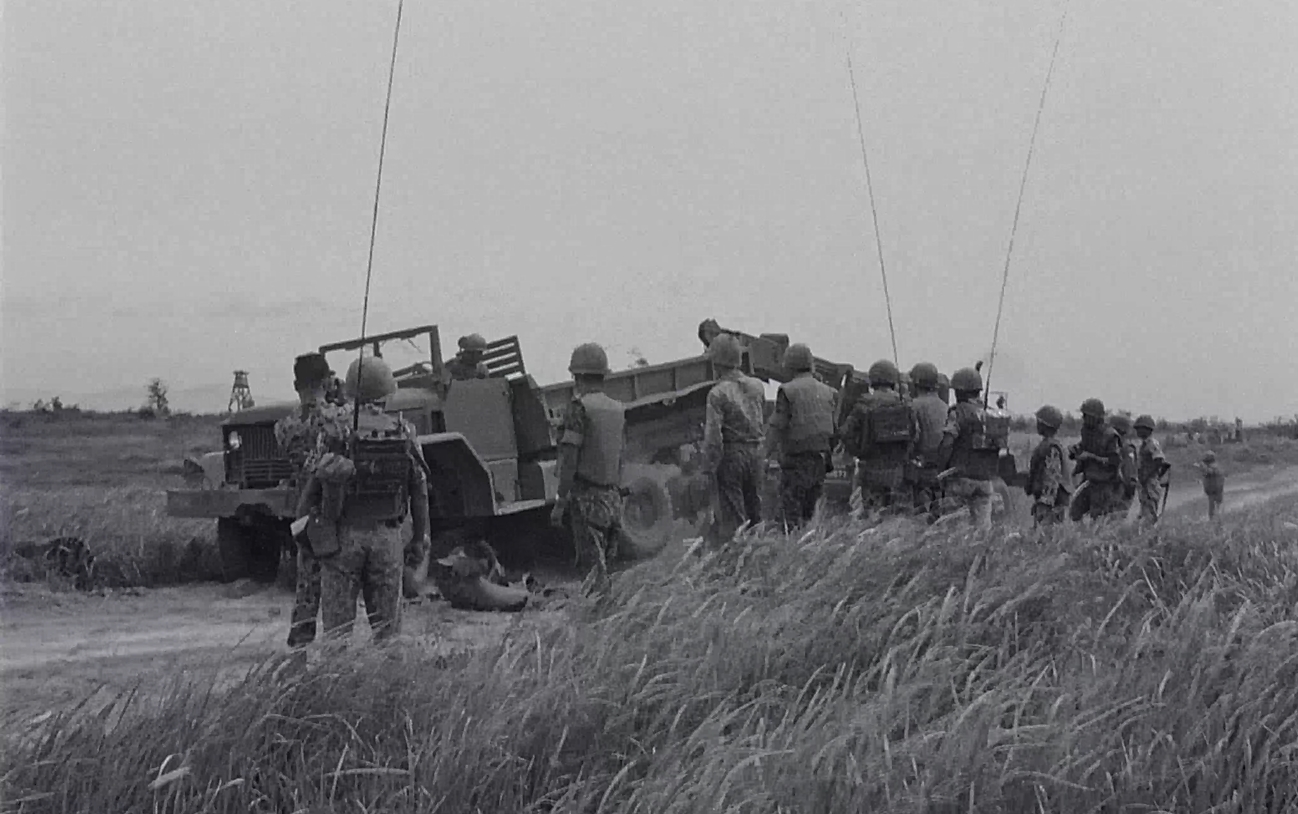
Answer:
[216,518,251,583]
[620,475,672,560]
[246,519,286,584]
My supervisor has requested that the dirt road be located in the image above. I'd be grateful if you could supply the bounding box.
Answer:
[0,579,573,726]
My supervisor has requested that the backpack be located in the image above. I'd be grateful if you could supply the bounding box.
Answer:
[342,410,417,524]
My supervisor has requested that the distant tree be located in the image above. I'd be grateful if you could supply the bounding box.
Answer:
[145,378,171,418]
[50,396,63,412]
[32,399,46,412]
[627,347,650,369]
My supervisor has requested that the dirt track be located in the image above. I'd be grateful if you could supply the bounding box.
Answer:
[3,466,1297,728]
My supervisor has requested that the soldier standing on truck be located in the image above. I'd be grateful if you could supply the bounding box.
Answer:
[841,360,916,517]
[274,352,353,648]
[1067,398,1125,522]
[550,342,627,596]
[700,333,767,547]
[763,343,838,529]
[1134,414,1170,524]
[444,333,491,381]
[297,356,430,645]
[906,362,948,523]
[935,366,999,528]
[1025,405,1073,527]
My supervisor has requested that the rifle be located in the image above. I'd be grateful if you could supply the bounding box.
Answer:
[1159,465,1172,516]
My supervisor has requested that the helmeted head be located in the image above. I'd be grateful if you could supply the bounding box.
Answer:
[1080,397,1106,429]
[568,342,610,379]
[293,352,333,393]
[344,356,397,403]
[783,343,814,374]
[910,362,939,392]
[457,333,487,361]
[1134,414,1155,438]
[898,371,912,396]
[936,373,951,404]
[950,367,983,401]
[1035,404,1063,434]
[708,333,743,369]
[1110,414,1132,436]
[867,359,899,388]
[697,318,723,348]
[1203,451,1217,464]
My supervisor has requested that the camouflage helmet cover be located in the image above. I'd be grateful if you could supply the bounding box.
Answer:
[783,343,814,372]
[1034,404,1064,429]
[458,333,488,352]
[344,356,397,402]
[867,359,900,386]
[708,333,743,368]
[1080,398,1106,418]
[1134,414,1156,431]
[950,367,983,392]
[909,362,939,389]
[568,342,610,376]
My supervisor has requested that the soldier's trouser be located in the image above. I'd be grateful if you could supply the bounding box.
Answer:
[708,445,764,546]
[1137,480,1164,523]
[946,477,993,528]
[911,471,943,523]
[1069,481,1124,522]
[779,451,828,528]
[1032,502,1068,528]
[570,481,623,594]
[289,540,381,647]
[319,524,403,644]
[1207,492,1223,519]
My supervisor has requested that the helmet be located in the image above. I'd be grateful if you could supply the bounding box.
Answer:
[951,367,983,393]
[1110,414,1132,434]
[1080,398,1106,418]
[567,342,610,376]
[909,362,939,389]
[1203,451,1217,463]
[783,343,814,372]
[458,333,487,352]
[707,333,743,368]
[1034,405,1063,429]
[1134,414,1155,431]
[867,359,899,387]
[344,356,397,402]
[293,352,332,389]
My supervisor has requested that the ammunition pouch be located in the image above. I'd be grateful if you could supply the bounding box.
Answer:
[305,514,341,558]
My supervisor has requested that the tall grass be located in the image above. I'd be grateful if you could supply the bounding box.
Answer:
[6,497,1298,813]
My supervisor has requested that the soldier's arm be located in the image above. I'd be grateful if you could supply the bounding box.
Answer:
[294,472,322,518]
[700,389,725,475]
[555,400,585,508]
[1101,434,1123,469]
[763,388,791,459]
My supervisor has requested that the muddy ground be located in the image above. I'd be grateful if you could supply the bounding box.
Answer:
[3,465,1297,729]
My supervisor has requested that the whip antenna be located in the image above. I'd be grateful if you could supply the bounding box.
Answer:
[984,0,1070,399]
[353,0,406,431]
[844,35,900,368]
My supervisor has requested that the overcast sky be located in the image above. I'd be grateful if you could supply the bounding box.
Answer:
[3,0,1295,422]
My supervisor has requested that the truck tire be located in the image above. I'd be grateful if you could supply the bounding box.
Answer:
[620,474,672,560]
[216,518,251,583]
[246,518,286,584]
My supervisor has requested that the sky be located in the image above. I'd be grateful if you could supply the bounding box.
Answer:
[3,0,1296,422]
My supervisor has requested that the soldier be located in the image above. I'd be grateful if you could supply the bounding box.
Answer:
[445,333,491,381]
[297,356,430,645]
[550,343,627,596]
[274,352,353,648]
[1133,414,1170,524]
[1109,414,1139,516]
[1067,398,1125,522]
[841,360,915,517]
[1193,451,1226,519]
[763,343,839,529]
[1025,405,1073,527]
[700,333,767,546]
[906,362,948,522]
[936,373,951,407]
[935,366,997,527]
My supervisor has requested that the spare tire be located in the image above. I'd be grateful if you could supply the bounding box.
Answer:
[619,473,672,561]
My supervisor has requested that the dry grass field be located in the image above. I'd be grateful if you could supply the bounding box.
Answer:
[5,409,1298,812]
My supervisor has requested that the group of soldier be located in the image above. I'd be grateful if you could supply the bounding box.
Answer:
[268,328,1195,651]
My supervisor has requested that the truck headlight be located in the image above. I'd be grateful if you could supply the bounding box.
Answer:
[227,431,242,451]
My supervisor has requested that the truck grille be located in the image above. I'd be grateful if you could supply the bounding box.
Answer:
[226,425,294,488]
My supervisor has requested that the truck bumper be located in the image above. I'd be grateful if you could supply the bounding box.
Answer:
[165,488,296,519]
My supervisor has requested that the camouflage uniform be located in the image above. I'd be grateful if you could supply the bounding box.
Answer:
[1136,436,1169,523]
[557,394,626,594]
[1026,435,1072,527]
[702,369,767,545]
[939,400,995,528]
[274,398,353,648]
[1067,425,1125,522]
[302,403,429,644]
[764,372,838,528]
[842,390,915,514]
[908,392,949,521]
